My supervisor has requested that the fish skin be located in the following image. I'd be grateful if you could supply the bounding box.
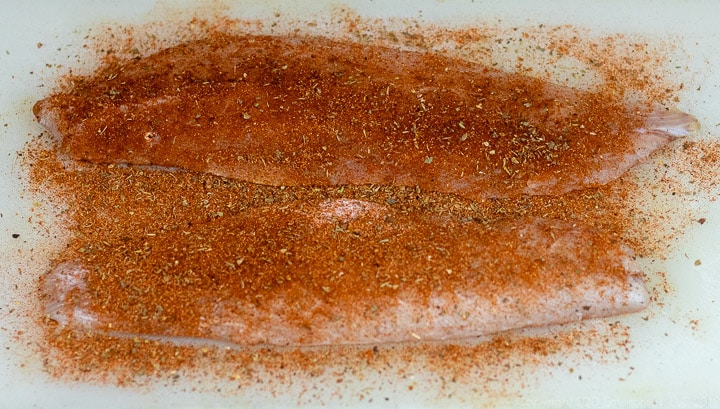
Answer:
[33,34,699,199]
[42,199,648,347]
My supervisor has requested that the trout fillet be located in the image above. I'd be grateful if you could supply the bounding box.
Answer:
[42,199,648,347]
[33,34,699,199]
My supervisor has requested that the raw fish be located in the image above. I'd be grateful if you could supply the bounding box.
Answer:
[33,34,699,199]
[42,199,648,347]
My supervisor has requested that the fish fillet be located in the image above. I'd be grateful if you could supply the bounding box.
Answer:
[32,34,699,199]
[42,199,648,347]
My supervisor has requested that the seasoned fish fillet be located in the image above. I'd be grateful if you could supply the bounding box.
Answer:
[33,34,698,199]
[42,199,648,347]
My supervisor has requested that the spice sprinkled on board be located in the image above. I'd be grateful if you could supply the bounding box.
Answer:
[20,13,714,402]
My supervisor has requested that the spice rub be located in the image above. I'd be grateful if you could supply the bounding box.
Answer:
[30,29,698,358]
[41,198,647,347]
[32,33,699,200]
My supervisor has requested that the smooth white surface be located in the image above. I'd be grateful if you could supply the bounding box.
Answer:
[1,1,719,408]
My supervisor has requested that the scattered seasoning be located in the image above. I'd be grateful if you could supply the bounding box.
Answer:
[20,12,718,402]
[26,104,650,392]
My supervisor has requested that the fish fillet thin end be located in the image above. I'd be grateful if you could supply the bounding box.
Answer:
[525,107,699,195]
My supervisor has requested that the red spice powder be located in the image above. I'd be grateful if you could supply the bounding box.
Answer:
[21,14,704,400]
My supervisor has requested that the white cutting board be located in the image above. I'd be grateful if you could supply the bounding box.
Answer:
[1,1,719,408]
